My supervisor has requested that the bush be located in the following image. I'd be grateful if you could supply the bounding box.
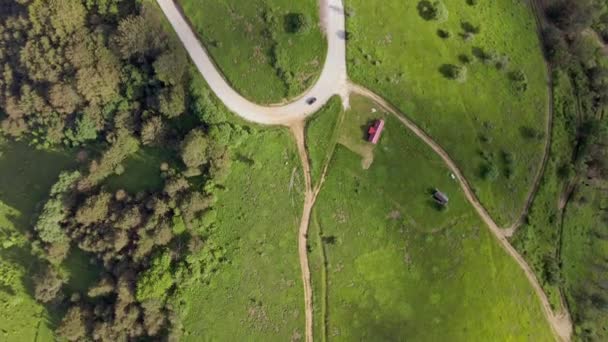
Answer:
[437,29,451,39]
[509,70,528,92]
[284,13,310,34]
[439,64,467,82]
[480,162,499,181]
[417,1,448,22]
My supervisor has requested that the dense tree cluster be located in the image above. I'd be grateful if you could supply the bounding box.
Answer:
[0,0,246,341]
[32,158,222,341]
[0,0,187,148]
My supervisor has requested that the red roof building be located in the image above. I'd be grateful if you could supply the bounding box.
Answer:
[367,119,385,144]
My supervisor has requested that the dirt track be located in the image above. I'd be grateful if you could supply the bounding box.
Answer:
[349,83,572,341]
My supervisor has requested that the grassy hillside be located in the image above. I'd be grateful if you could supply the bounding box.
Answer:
[178,0,326,103]
[309,96,554,340]
[179,128,306,340]
[345,0,548,226]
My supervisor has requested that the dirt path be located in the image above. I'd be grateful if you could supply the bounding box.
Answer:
[290,111,338,342]
[349,83,572,342]
[290,122,315,342]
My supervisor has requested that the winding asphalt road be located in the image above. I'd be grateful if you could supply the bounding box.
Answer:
[157,0,572,341]
[156,0,349,125]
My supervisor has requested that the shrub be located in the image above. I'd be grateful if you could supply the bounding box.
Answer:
[439,64,467,82]
[417,1,448,22]
[509,70,528,92]
[437,29,451,39]
[284,13,310,34]
[461,21,480,34]
[458,54,472,64]
[480,162,499,181]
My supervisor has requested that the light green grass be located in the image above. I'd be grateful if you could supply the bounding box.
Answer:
[346,0,548,226]
[305,96,343,186]
[0,141,75,341]
[309,95,554,340]
[180,128,306,340]
[178,0,326,103]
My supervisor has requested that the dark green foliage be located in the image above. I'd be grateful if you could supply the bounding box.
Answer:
[417,1,448,22]
[56,305,91,341]
[480,161,499,181]
[0,1,238,339]
[541,26,571,67]
[546,0,595,34]
[33,266,65,303]
[180,128,209,171]
[509,70,528,92]
[75,192,112,226]
[35,171,81,243]
[284,13,310,33]
[437,29,451,39]
[439,64,467,82]
[0,0,186,148]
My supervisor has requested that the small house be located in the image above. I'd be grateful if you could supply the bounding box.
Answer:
[433,189,449,206]
[367,119,385,144]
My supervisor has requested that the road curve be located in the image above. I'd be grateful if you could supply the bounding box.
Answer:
[156,0,349,125]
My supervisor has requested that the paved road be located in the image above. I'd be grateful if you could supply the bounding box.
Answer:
[156,0,349,125]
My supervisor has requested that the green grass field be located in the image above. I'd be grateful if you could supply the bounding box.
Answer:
[512,71,578,310]
[0,141,76,341]
[179,128,307,340]
[178,0,326,104]
[305,96,343,186]
[345,0,548,226]
[308,95,554,340]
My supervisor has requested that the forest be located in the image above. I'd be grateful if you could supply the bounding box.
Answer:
[0,0,241,340]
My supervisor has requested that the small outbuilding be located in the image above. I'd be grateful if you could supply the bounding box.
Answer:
[433,189,449,206]
[367,119,385,144]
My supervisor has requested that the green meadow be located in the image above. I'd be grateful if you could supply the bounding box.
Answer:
[345,0,549,226]
[178,0,326,104]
